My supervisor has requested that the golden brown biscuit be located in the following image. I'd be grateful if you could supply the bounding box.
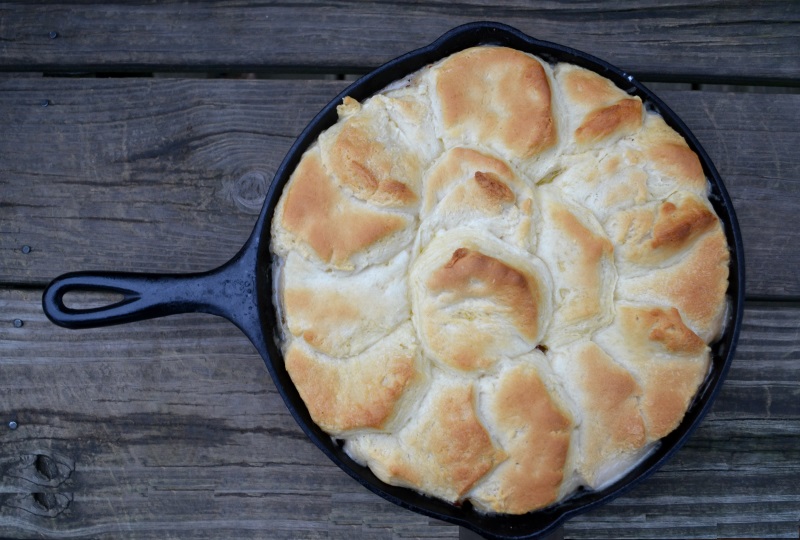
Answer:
[555,63,643,150]
[272,146,415,270]
[471,356,574,513]
[616,225,730,341]
[410,229,552,372]
[595,304,711,440]
[420,147,521,216]
[430,46,556,161]
[629,113,709,199]
[553,149,649,221]
[285,323,427,436]
[319,89,440,209]
[345,375,506,503]
[605,190,721,274]
[418,147,537,251]
[551,341,647,489]
[281,250,411,358]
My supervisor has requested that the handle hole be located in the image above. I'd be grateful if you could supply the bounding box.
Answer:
[62,290,126,311]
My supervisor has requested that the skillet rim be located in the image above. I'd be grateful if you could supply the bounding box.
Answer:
[255,21,746,540]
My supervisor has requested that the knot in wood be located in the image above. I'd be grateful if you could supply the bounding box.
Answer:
[232,171,268,214]
[17,451,75,487]
[26,492,73,517]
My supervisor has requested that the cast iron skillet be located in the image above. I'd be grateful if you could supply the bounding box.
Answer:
[43,21,745,540]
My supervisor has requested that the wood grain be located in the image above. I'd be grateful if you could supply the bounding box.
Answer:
[1,3,796,538]
[0,78,348,283]
[1,79,798,296]
[1,290,798,539]
[0,1,798,84]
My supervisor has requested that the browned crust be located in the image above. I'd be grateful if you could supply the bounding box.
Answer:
[575,98,643,145]
[610,192,720,268]
[279,149,408,267]
[648,142,705,188]
[552,204,613,266]
[421,147,520,217]
[434,47,556,158]
[651,195,717,250]
[663,230,729,336]
[640,358,709,440]
[326,118,419,206]
[474,171,516,204]
[394,385,506,498]
[336,95,360,115]
[285,341,419,434]
[618,228,729,339]
[617,305,707,356]
[595,305,710,441]
[561,66,627,105]
[637,115,707,194]
[426,248,541,370]
[484,364,573,513]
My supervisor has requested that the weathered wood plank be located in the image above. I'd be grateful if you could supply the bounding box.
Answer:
[0,1,798,83]
[1,79,798,296]
[1,290,798,539]
[0,78,348,283]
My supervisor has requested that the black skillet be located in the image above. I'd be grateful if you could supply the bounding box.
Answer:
[43,21,745,540]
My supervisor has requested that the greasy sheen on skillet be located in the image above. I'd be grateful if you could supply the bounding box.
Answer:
[270,45,729,515]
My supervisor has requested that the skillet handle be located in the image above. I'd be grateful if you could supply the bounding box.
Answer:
[42,246,262,344]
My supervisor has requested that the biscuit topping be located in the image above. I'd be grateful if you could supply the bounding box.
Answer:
[271,46,728,515]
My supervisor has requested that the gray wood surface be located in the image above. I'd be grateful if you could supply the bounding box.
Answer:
[1,78,798,296]
[1,292,798,539]
[0,1,798,83]
[1,2,798,538]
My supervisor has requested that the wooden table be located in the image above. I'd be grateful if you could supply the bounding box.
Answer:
[2,3,798,538]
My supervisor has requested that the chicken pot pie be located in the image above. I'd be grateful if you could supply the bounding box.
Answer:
[271,46,729,515]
